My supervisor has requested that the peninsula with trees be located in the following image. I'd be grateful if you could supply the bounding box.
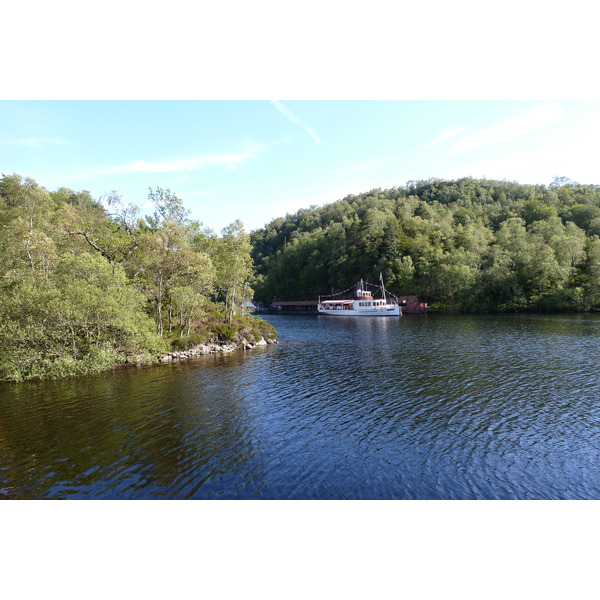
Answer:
[0,174,276,382]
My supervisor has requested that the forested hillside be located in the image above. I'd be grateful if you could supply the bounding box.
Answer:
[251,177,600,312]
[0,174,274,382]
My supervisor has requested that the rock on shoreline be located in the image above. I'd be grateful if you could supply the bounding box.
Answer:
[159,337,278,363]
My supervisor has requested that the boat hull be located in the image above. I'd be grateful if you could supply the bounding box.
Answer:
[317,306,401,317]
[317,278,401,316]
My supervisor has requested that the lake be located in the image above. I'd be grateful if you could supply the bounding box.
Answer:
[1,313,599,499]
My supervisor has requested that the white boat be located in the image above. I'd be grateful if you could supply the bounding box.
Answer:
[317,278,401,317]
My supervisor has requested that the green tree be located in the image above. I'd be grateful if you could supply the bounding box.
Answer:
[128,220,214,336]
[145,187,190,230]
[60,192,141,264]
[0,253,167,381]
[216,220,254,324]
[0,173,53,232]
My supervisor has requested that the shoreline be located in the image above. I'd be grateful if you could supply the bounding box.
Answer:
[0,337,279,385]
[156,337,278,363]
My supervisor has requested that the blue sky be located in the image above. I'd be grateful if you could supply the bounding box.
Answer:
[2,100,599,233]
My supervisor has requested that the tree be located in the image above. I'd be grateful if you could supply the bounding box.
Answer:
[581,238,600,309]
[216,220,254,324]
[145,187,190,230]
[0,253,167,381]
[60,192,141,264]
[0,173,53,232]
[0,173,275,381]
[171,285,208,337]
[128,220,214,336]
[249,178,600,312]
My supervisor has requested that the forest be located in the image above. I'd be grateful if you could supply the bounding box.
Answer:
[0,174,275,382]
[4,173,600,382]
[251,177,600,313]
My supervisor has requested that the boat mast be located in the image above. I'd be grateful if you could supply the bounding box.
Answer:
[380,273,387,303]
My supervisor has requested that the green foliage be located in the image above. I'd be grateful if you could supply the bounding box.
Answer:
[0,252,169,382]
[144,186,190,230]
[0,174,268,382]
[127,219,215,337]
[213,315,277,343]
[215,220,254,324]
[250,177,600,313]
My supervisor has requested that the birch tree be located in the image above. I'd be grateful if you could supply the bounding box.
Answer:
[128,220,214,336]
[216,220,254,324]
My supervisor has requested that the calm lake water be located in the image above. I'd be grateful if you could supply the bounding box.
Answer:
[1,313,600,500]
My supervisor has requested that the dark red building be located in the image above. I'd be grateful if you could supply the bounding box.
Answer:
[397,296,428,313]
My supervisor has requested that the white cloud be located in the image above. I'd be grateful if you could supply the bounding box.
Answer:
[450,102,565,153]
[438,116,600,185]
[241,178,379,232]
[65,141,268,180]
[426,126,465,147]
[274,179,371,216]
[270,100,322,143]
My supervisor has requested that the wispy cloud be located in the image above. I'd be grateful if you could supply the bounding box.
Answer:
[270,100,322,144]
[450,102,565,153]
[275,179,371,216]
[439,115,600,185]
[65,141,268,180]
[426,126,465,147]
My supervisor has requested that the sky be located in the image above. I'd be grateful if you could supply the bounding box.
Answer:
[2,99,600,233]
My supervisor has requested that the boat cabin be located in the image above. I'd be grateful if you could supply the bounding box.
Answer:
[317,278,401,316]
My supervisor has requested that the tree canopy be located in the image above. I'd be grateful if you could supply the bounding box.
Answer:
[0,174,272,382]
[250,177,600,313]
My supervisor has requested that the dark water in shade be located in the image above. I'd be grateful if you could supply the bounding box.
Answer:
[1,313,600,499]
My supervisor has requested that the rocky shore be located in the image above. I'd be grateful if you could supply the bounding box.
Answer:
[159,337,278,363]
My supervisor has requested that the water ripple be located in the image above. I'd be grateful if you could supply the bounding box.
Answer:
[2,314,600,499]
